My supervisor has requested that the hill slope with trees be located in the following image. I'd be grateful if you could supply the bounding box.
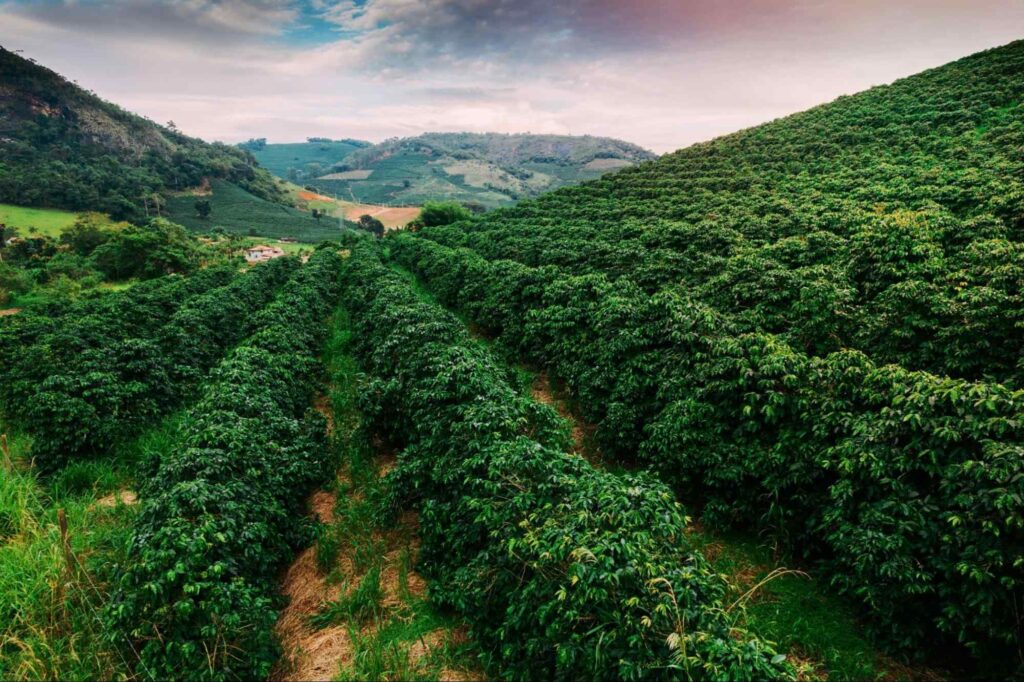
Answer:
[395,39,1024,673]
[255,132,657,209]
[0,46,287,221]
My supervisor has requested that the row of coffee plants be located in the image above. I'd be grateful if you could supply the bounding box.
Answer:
[339,244,790,681]
[105,247,341,681]
[2,258,298,470]
[0,267,232,414]
[417,42,1024,387]
[391,233,1024,671]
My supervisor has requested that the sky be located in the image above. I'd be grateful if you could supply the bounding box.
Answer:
[1,1,1023,154]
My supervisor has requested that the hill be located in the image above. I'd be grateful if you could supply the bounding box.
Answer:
[162,179,349,242]
[241,137,370,180]
[393,40,1024,672]
[0,46,287,221]
[258,132,657,208]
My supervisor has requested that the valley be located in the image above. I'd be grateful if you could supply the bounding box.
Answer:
[1,27,1023,682]
[251,132,657,209]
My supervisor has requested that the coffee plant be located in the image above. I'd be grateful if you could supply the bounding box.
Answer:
[1,257,297,470]
[339,244,790,681]
[106,248,341,680]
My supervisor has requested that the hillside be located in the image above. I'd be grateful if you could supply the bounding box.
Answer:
[258,132,656,208]
[241,137,370,180]
[393,40,1024,672]
[0,46,287,221]
[162,179,349,242]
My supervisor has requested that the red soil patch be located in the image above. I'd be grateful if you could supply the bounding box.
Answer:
[0,308,22,317]
[297,190,334,202]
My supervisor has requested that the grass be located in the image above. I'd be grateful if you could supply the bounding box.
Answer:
[282,304,481,681]
[0,414,183,681]
[687,528,890,681]
[338,598,478,682]
[0,203,82,237]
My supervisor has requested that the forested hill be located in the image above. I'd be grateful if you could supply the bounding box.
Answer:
[397,39,1024,668]
[0,46,286,220]
[259,132,657,209]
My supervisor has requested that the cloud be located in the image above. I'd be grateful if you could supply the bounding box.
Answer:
[313,0,783,71]
[1,0,1023,154]
[0,0,298,44]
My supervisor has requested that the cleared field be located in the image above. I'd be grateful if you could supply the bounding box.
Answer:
[318,169,374,180]
[341,203,420,229]
[287,183,419,229]
[0,203,88,236]
[582,157,634,171]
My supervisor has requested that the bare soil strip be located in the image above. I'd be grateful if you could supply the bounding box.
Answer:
[274,396,480,681]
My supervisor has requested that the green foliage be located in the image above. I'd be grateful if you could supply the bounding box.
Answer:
[194,199,211,218]
[245,139,367,181]
[163,179,340,242]
[389,40,1024,673]
[91,218,198,280]
[339,244,790,681]
[357,214,385,237]
[414,200,472,228]
[59,213,118,256]
[0,48,285,221]
[0,262,32,304]
[106,248,342,681]
[0,258,298,470]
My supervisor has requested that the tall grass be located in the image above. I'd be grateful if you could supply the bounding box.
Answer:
[0,416,181,680]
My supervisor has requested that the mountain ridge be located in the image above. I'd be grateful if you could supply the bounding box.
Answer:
[249,130,657,209]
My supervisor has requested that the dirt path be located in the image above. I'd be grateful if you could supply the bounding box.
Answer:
[530,370,610,468]
[273,395,480,681]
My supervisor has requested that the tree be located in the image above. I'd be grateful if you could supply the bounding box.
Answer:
[357,214,385,238]
[416,201,473,228]
[312,208,322,223]
[195,199,212,219]
[60,213,116,256]
[91,218,198,280]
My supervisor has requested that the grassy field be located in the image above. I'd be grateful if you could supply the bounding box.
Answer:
[164,179,347,242]
[0,204,90,237]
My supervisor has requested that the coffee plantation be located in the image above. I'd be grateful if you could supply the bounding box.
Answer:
[3,37,1024,682]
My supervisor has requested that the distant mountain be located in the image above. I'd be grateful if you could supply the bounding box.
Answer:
[253,132,657,209]
[0,46,287,220]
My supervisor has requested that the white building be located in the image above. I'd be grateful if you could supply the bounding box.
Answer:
[244,244,285,263]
